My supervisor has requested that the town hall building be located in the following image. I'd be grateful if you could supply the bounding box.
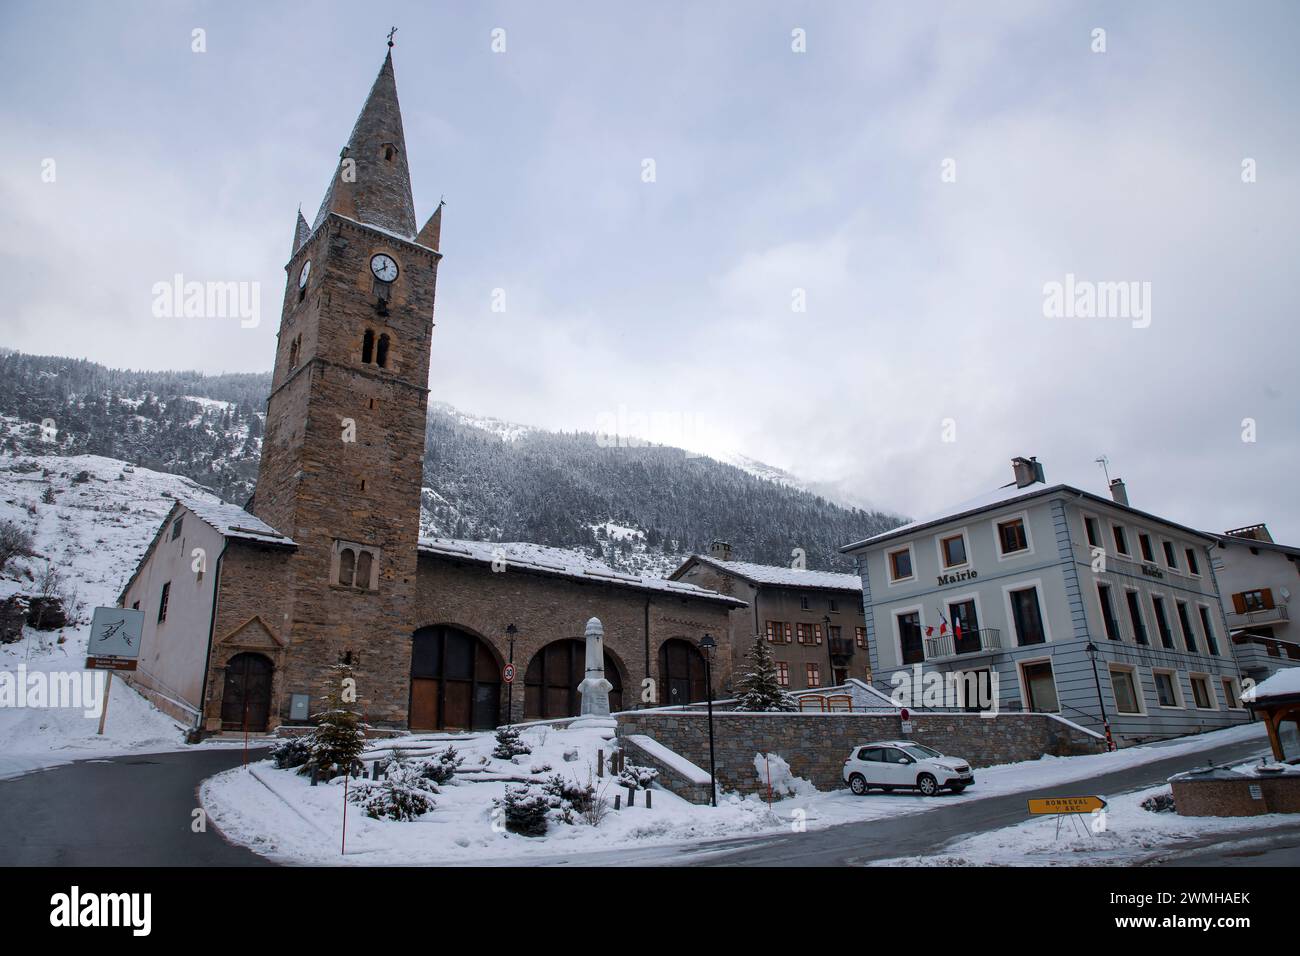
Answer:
[119,49,740,736]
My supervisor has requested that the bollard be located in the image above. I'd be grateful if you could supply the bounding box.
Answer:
[310,767,319,787]
[646,789,652,810]
[627,785,635,807]
[614,794,621,811]
[597,749,604,778]
[373,760,382,780]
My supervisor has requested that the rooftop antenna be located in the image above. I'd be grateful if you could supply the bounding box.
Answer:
[1095,455,1111,486]
[387,26,398,49]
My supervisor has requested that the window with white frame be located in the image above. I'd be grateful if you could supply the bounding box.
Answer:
[1112,524,1130,556]
[1189,674,1216,710]
[996,517,1029,556]
[1222,677,1242,709]
[1153,669,1182,708]
[940,532,968,568]
[1083,514,1101,549]
[1184,547,1201,575]
[1138,532,1155,563]
[1109,665,1144,715]
[888,546,914,582]
[1161,540,1179,570]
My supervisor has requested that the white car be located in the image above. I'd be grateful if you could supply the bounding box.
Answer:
[842,740,974,796]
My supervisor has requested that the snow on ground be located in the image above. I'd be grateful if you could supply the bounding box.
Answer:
[200,721,1272,865]
[0,453,225,778]
[870,781,1294,867]
[201,725,784,865]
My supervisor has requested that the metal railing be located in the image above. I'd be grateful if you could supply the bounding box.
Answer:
[828,637,856,660]
[922,627,1002,661]
[1227,605,1289,628]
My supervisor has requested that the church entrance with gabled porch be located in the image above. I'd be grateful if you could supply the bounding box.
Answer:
[409,625,503,731]
[220,652,274,732]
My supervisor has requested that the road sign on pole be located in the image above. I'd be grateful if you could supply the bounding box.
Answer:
[503,663,516,684]
[84,607,145,736]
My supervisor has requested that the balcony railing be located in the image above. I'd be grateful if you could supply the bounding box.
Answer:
[922,627,1002,661]
[1227,605,1289,629]
[828,637,856,660]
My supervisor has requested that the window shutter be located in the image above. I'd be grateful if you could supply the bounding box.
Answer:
[785,623,792,644]
[815,624,823,645]
[1231,593,1246,613]
[1261,588,1274,609]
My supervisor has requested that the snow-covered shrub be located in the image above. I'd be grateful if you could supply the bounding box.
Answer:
[270,735,313,770]
[619,762,659,790]
[1140,791,1176,813]
[416,745,463,786]
[492,725,531,759]
[497,783,551,837]
[543,774,598,824]
[529,762,553,775]
[754,752,813,798]
[0,519,34,576]
[349,761,437,821]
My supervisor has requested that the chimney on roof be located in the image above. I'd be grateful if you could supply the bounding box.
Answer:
[709,540,734,562]
[1011,456,1044,489]
[1109,478,1128,506]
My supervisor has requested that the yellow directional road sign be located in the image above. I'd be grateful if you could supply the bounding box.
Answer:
[1027,796,1107,814]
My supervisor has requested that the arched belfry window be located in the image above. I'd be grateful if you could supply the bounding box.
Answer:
[376,334,390,369]
[362,329,374,364]
[337,548,356,587]
[288,338,299,370]
[332,539,380,591]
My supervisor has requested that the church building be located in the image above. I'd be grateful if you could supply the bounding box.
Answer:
[119,49,739,736]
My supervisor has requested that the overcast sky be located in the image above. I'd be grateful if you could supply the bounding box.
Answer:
[2,1,1297,539]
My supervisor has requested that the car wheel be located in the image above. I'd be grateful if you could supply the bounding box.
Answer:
[848,774,868,796]
[917,773,939,796]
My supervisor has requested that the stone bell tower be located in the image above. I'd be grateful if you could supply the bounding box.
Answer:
[253,48,444,725]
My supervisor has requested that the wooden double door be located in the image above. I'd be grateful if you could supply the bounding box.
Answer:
[409,626,502,731]
[220,653,274,732]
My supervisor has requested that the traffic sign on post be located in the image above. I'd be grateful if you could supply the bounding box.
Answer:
[84,607,145,736]
[503,663,516,684]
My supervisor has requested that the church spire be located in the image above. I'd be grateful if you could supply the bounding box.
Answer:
[291,206,311,255]
[313,48,418,238]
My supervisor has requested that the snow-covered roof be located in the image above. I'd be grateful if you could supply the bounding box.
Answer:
[1242,667,1300,703]
[842,481,1218,552]
[417,537,746,606]
[680,554,862,592]
[181,497,294,547]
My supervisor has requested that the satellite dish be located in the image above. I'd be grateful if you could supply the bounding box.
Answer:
[1281,587,1291,602]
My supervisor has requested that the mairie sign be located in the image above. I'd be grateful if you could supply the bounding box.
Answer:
[1027,795,1106,814]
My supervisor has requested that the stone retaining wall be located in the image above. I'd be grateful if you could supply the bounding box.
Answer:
[616,710,1105,796]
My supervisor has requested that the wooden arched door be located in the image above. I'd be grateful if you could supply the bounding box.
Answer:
[658,638,707,707]
[523,639,624,720]
[220,653,274,732]
[409,626,502,731]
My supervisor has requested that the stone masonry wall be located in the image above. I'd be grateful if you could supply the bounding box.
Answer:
[616,710,1105,795]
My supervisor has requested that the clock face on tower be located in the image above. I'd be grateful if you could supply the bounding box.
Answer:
[298,260,311,289]
[370,254,399,282]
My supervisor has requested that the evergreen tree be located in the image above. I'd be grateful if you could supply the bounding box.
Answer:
[306,661,367,778]
[733,635,798,712]
[492,724,531,759]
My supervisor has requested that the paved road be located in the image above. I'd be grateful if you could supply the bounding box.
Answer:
[0,737,1275,867]
[519,735,1275,867]
[0,748,272,866]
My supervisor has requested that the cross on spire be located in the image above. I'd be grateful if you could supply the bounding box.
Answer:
[387,26,398,49]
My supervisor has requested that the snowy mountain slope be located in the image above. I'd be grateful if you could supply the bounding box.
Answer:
[0,452,215,773]
[0,350,905,573]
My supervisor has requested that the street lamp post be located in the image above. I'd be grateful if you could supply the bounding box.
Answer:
[505,623,518,726]
[699,633,718,807]
[1086,642,1115,752]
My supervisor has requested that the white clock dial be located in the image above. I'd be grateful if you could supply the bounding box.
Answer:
[370,254,399,282]
[298,260,311,289]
